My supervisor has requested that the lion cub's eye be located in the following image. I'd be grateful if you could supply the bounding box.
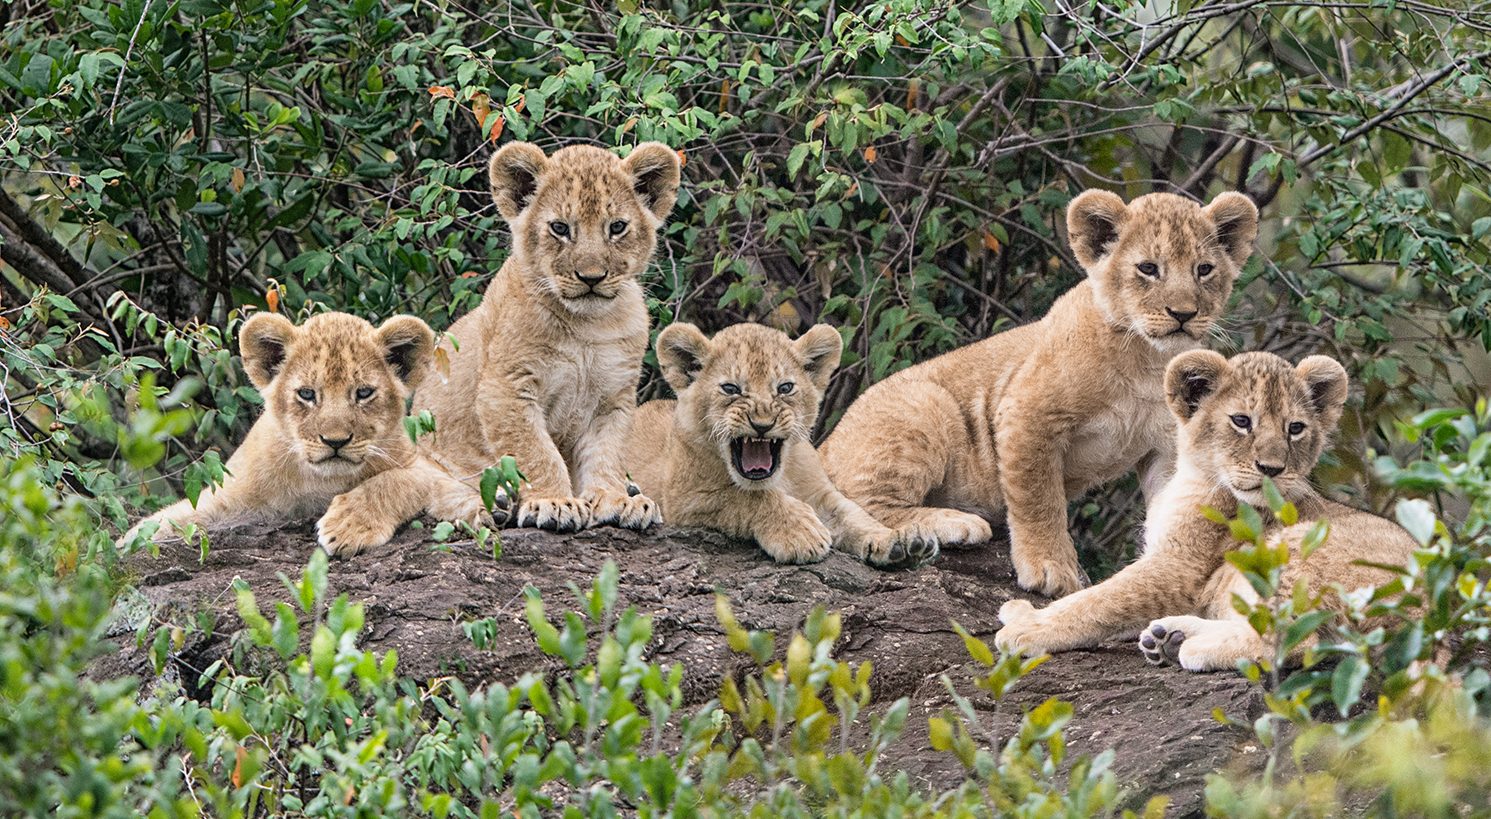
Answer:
[1288,421,1306,436]
[609,220,628,237]
[549,221,571,239]
[296,387,317,403]
[1196,263,1215,277]
[1136,262,1160,278]
[777,382,795,395]
[720,383,742,396]
[1229,414,1252,431]
[355,386,376,401]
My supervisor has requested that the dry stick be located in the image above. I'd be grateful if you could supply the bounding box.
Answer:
[107,0,156,125]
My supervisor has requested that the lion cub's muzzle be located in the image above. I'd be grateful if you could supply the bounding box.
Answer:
[729,435,784,481]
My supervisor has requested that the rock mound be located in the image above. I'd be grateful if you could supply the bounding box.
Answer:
[98,523,1263,815]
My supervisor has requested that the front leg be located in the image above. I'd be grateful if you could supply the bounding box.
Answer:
[994,554,1207,656]
[317,468,434,557]
[996,411,1088,597]
[479,385,589,533]
[574,394,660,530]
[787,444,937,569]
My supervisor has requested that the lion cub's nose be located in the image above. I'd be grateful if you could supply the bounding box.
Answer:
[1255,461,1284,477]
[577,271,606,287]
[749,420,773,436]
[1166,307,1197,325]
[321,434,352,451]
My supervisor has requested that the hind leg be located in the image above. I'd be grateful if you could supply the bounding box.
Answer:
[821,382,992,549]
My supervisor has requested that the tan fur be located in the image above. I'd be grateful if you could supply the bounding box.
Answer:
[994,351,1419,673]
[124,312,490,556]
[821,190,1259,597]
[623,323,938,568]
[414,142,681,532]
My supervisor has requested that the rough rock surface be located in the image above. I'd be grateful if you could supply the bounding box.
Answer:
[98,522,1264,815]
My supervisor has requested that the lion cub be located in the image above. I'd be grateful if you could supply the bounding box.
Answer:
[994,350,1418,672]
[622,322,937,569]
[821,190,1259,596]
[125,312,491,556]
[414,141,680,533]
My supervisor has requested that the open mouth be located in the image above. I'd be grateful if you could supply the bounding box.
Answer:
[729,436,783,481]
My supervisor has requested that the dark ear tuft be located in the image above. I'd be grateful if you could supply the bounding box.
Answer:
[239,313,298,389]
[1204,192,1260,267]
[488,142,548,221]
[1164,350,1229,421]
[377,315,436,389]
[1066,190,1128,270]
[1295,355,1348,430]
[622,142,682,221]
[794,324,843,392]
[656,323,711,393]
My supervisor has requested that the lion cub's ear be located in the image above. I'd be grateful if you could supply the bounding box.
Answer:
[1066,190,1128,270]
[240,313,298,390]
[489,142,549,221]
[622,142,682,222]
[1204,192,1259,267]
[376,315,436,390]
[1164,349,1229,422]
[794,324,843,392]
[1295,355,1348,431]
[657,323,711,392]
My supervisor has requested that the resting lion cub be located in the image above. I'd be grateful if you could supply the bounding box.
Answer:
[125,312,490,556]
[821,190,1259,596]
[415,141,680,533]
[622,322,937,569]
[994,350,1417,672]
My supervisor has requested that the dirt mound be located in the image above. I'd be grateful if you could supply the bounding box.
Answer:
[98,522,1263,815]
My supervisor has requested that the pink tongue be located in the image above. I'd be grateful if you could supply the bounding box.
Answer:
[740,439,774,473]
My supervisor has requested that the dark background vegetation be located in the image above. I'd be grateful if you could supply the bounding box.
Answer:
[1,0,1490,814]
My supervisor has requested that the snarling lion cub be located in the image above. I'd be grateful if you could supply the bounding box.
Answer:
[125,312,491,556]
[994,350,1418,672]
[821,190,1259,596]
[415,141,680,533]
[622,322,937,569]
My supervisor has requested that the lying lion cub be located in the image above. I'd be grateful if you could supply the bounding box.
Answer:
[821,190,1259,597]
[415,141,680,533]
[995,350,1417,672]
[622,322,937,569]
[124,312,490,556]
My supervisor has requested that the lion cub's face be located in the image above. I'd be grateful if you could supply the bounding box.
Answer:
[1165,350,1348,506]
[1067,190,1259,353]
[487,142,681,315]
[657,322,842,490]
[240,312,434,475]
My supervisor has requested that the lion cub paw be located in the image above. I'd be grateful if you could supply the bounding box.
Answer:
[585,488,662,530]
[756,505,832,564]
[1012,550,1089,598]
[516,496,592,533]
[993,599,1050,655]
[427,490,499,532]
[1138,616,1256,672]
[902,509,992,549]
[865,528,940,570]
[317,495,398,558]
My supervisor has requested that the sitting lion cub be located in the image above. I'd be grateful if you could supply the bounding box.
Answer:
[994,350,1418,672]
[125,312,491,556]
[821,190,1259,597]
[414,141,680,533]
[622,322,937,569]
